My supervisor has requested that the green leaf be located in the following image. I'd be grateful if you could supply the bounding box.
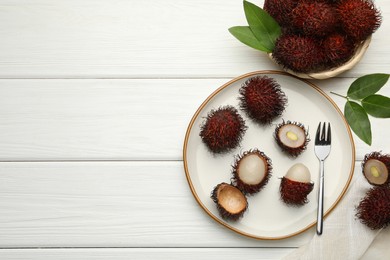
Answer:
[243,0,281,53]
[361,94,390,118]
[347,73,390,100]
[228,26,272,52]
[345,101,372,145]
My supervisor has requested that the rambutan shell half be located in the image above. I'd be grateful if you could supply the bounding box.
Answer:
[211,183,248,221]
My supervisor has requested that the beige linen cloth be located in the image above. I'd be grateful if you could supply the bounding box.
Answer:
[283,173,390,260]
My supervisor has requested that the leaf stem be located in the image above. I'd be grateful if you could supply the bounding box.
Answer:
[330,91,348,100]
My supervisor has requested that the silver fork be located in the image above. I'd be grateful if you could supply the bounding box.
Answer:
[314,122,331,235]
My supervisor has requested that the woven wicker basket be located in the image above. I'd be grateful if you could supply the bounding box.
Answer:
[268,36,371,80]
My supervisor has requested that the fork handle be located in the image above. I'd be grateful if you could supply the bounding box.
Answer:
[316,160,325,235]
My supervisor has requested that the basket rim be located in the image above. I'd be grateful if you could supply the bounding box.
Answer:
[268,36,372,80]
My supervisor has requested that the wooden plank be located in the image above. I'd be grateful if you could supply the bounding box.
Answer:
[0,0,388,78]
[0,78,388,161]
[0,78,222,160]
[0,248,293,260]
[0,161,314,247]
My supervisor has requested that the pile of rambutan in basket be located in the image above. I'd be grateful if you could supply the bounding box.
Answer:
[229,0,382,79]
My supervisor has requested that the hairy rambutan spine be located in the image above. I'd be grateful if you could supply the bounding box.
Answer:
[322,33,356,67]
[273,34,326,73]
[356,186,390,229]
[239,76,287,124]
[337,0,381,41]
[263,0,299,27]
[199,106,247,153]
[291,2,338,37]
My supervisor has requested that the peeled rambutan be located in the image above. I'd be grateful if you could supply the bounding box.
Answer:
[199,106,247,154]
[272,34,325,73]
[274,120,310,157]
[231,149,272,195]
[362,152,390,186]
[356,186,390,230]
[322,33,356,67]
[280,163,314,206]
[263,0,299,27]
[211,182,248,221]
[337,0,381,42]
[291,2,338,37]
[239,76,287,124]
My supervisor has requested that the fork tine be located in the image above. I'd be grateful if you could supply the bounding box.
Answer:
[327,123,331,144]
[321,122,326,142]
[315,122,321,145]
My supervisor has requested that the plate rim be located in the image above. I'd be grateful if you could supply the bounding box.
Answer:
[182,70,356,240]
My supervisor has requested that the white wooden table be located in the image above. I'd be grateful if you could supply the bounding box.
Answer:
[0,1,389,259]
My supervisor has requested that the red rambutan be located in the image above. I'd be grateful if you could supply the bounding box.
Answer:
[263,0,299,27]
[337,0,381,42]
[362,152,390,186]
[304,0,339,4]
[200,106,247,153]
[239,76,287,124]
[322,33,356,67]
[291,2,338,37]
[356,186,390,229]
[272,34,325,73]
[231,149,272,195]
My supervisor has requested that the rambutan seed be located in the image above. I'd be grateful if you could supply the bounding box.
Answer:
[337,0,381,42]
[356,186,390,230]
[239,76,287,124]
[199,106,247,154]
[291,2,338,37]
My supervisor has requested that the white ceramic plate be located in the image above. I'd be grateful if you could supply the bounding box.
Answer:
[183,71,355,240]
